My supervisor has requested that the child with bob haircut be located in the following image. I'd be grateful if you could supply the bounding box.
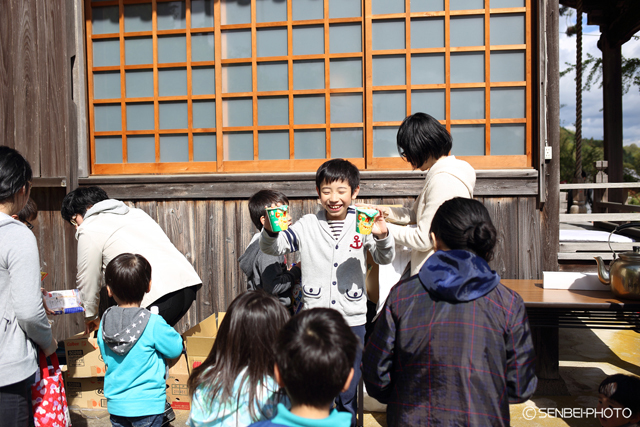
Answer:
[249,308,360,427]
[260,159,395,426]
[363,197,537,427]
[188,291,291,427]
[238,190,301,307]
[597,374,640,427]
[97,253,183,427]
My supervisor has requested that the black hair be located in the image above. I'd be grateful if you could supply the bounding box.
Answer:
[61,186,109,223]
[248,190,289,231]
[17,198,38,223]
[274,308,359,408]
[315,159,360,195]
[0,146,32,204]
[396,113,452,169]
[599,374,640,414]
[105,253,152,304]
[188,290,290,422]
[430,197,497,262]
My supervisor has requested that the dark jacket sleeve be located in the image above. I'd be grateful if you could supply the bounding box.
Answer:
[256,253,301,297]
[505,294,538,403]
[362,296,397,403]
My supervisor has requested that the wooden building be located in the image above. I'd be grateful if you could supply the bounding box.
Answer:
[1,0,560,344]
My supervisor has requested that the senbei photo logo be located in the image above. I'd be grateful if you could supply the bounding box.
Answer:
[522,407,633,420]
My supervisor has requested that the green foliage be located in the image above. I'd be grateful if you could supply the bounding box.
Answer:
[559,127,603,183]
[561,53,640,94]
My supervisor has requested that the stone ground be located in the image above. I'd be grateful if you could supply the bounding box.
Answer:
[69,327,640,427]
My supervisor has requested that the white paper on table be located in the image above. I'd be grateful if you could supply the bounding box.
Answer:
[542,271,609,290]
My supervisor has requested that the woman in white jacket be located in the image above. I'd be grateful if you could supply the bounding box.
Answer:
[364,113,476,277]
[0,146,57,426]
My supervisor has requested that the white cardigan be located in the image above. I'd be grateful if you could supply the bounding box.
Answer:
[386,155,476,276]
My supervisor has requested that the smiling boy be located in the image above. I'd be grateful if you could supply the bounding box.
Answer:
[260,159,395,426]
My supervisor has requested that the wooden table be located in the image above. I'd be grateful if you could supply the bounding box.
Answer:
[501,279,640,394]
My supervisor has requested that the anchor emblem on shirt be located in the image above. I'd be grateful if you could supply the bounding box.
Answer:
[350,236,363,249]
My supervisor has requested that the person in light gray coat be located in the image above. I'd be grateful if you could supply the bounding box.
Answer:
[0,146,57,427]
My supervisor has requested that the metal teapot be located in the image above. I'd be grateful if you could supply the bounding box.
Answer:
[594,223,640,300]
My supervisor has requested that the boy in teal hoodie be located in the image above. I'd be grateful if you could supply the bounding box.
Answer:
[97,253,183,427]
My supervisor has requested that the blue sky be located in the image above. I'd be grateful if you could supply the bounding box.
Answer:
[559,15,640,146]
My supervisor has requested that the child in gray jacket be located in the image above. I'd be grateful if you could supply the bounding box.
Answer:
[260,159,394,427]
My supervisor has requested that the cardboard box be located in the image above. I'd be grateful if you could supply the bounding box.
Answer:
[64,375,107,409]
[64,333,106,378]
[167,354,191,410]
[182,313,220,372]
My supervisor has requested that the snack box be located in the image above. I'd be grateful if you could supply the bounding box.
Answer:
[44,289,84,315]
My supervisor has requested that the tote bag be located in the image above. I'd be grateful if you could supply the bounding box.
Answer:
[31,351,71,427]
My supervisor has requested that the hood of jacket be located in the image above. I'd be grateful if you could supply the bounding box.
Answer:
[238,233,260,283]
[83,199,129,221]
[101,306,150,355]
[427,155,476,196]
[418,250,500,302]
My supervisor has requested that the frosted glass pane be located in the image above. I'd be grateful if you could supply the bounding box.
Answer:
[411,18,444,49]
[158,68,187,97]
[257,28,287,58]
[95,137,122,164]
[94,104,122,131]
[222,64,252,93]
[193,101,216,128]
[92,6,119,35]
[330,59,362,89]
[192,33,215,62]
[331,129,363,158]
[373,21,405,51]
[330,24,362,54]
[294,130,326,159]
[294,96,325,125]
[258,97,288,126]
[411,54,445,85]
[192,67,216,95]
[329,0,361,18]
[292,0,323,21]
[124,4,152,33]
[411,90,445,120]
[193,134,217,161]
[373,92,406,122]
[372,0,404,15]
[491,124,525,155]
[127,135,155,163]
[125,38,153,65]
[373,127,400,158]
[160,134,189,162]
[373,56,405,86]
[491,0,524,7]
[224,132,253,161]
[258,62,288,91]
[450,16,484,47]
[126,103,155,130]
[93,39,120,67]
[94,72,121,100]
[491,51,525,82]
[331,94,362,124]
[450,0,484,10]
[451,89,484,120]
[126,70,153,98]
[257,0,287,23]
[451,53,485,83]
[293,26,324,55]
[192,0,214,28]
[450,125,485,156]
[221,30,251,59]
[158,36,186,63]
[157,2,186,30]
[293,61,324,90]
[491,87,525,119]
[159,102,188,129]
[410,0,444,12]
[491,14,525,46]
[221,0,251,25]
[259,132,289,160]
[223,98,253,127]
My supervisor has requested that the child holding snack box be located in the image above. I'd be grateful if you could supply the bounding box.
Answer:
[260,158,395,426]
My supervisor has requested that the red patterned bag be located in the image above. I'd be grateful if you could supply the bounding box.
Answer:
[31,351,71,427]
